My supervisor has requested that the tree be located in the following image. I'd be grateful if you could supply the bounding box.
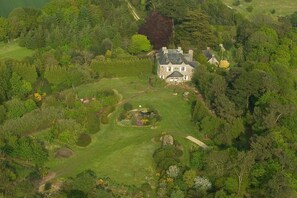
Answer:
[245,27,278,62]
[0,17,10,42]
[183,169,196,188]
[10,72,32,98]
[154,0,188,20]
[176,10,216,50]
[128,34,152,54]
[139,11,173,49]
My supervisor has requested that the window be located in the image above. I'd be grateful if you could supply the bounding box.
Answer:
[168,67,172,72]
[181,67,185,71]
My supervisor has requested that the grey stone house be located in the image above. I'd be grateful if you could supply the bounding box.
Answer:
[156,47,198,83]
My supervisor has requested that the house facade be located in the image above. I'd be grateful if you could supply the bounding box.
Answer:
[156,47,198,83]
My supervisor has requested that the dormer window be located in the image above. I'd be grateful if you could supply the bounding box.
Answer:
[167,67,172,72]
[181,67,186,71]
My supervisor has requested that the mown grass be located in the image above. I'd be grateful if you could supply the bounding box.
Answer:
[0,0,48,17]
[0,42,33,60]
[222,0,297,17]
[46,77,204,186]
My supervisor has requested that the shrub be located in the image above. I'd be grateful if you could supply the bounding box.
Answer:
[101,115,109,124]
[232,0,240,6]
[119,111,128,120]
[76,133,92,147]
[246,5,253,12]
[86,112,100,134]
[44,182,52,191]
[123,103,133,111]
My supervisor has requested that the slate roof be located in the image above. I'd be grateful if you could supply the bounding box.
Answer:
[166,71,184,78]
[157,49,198,68]
[202,50,213,60]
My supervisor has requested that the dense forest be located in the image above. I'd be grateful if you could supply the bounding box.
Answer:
[1,0,297,197]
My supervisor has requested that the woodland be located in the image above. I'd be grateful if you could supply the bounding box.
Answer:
[0,0,297,197]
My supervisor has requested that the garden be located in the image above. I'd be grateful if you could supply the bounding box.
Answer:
[118,103,161,127]
[45,77,201,186]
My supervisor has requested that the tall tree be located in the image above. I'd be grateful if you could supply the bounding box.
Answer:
[139,12,173,49]
[176,10,216,50]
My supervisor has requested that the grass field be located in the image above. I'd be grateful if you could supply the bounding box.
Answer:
[222,0,297,17]
[46,77,206,186]
[0,42,33,60]
[0,0,48,17]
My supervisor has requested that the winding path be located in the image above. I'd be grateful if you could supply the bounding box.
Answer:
[125,0,141,21]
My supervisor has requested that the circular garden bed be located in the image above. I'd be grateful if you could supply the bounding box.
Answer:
[118,103,161,127]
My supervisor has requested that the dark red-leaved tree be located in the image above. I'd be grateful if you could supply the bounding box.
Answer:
[139,12,173,49]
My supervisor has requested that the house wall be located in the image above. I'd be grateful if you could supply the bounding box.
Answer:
[157,63,194,82]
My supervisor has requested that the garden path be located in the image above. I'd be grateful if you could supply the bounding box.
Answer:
[186,136,208,149]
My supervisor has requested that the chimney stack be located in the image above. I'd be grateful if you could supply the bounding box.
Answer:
[188,49,193,61]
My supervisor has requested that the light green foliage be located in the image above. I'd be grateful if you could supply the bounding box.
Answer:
[0,42,34,60]
[44,66,69,89]
[71,170,97,194]
[190,150,205,169]
[183,169,197,187]
[52,119,85,145]
[222,0,297,17]
[170,189,185,198]
[0,107,64,135]
[0,17,9,41]
[11,62,37,84]
[10,72,32,98]
[11,136,48,166]
[128,34,151,54]
[246,27,278,62]
[224,177,237,194]
[5,98,36,119]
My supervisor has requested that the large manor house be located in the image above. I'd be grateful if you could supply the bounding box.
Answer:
[156,47,198,83]
[156,46,229,83]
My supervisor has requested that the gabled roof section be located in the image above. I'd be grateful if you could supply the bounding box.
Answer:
[166,71,184,78]
[202,50,212,60]
[157,47,198,68]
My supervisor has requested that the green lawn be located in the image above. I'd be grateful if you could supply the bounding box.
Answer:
[0,0,49,17]
[222,0,297,17]
[0,42,33,60]
[46,77,204,186]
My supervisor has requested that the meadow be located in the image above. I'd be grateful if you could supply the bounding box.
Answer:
[0,42,33,60]
[222,0,297,17]
[0,0,48,17]
[46,77,205,186]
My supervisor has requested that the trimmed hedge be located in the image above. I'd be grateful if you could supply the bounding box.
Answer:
[90,58,153,77]
[76,133,92,147]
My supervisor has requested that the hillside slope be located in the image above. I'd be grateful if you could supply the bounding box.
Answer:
[0,0,48,17]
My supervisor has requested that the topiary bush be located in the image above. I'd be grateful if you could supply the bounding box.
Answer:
[246,5,253,12]
[123,102,133,111]
[101,115,109,124]
[76,133,92,147]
